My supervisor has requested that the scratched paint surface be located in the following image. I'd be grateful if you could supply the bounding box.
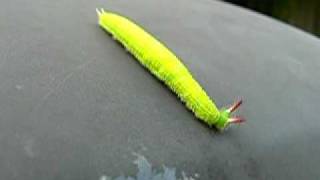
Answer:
[100,154,197,180]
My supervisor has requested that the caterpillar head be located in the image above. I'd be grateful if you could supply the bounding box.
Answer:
[216,99,245,130]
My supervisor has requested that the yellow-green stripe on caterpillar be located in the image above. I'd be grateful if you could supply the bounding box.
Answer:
[96,8,244,130]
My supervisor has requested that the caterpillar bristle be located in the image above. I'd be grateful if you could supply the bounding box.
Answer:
[228,116,245,124]
[227,99,243,113]
[96,8,101,16]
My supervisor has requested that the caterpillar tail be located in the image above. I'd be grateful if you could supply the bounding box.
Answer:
[215,99,245,130]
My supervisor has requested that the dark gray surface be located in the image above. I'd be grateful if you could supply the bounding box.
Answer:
[1,0,320,179]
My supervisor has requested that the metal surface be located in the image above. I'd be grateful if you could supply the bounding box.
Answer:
[0,0,319,179]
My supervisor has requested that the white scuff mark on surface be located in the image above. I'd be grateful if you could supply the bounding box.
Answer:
[15,84,23,90]
[23,138,35,158]
[100,153,198,180]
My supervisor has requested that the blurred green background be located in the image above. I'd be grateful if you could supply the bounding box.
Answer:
[224,0,320,37]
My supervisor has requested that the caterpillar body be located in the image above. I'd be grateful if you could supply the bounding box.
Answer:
[96,8,244,130]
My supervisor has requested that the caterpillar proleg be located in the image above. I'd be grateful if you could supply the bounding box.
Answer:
[96,8,244,130]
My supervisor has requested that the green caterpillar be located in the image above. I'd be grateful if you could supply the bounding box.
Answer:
[96,8,244,130]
